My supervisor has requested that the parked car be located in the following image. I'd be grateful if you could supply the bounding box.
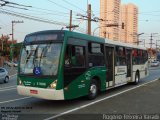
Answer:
[12,61,18,67]
[7,61,14,67]
[151,61,159,67]
[4,61,9,65]
[0,68,9,83]
[5,61,17,67]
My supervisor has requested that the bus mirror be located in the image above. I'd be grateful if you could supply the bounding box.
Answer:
[89,63,93,67]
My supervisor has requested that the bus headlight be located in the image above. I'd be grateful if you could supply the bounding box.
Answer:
[18,78,23,85]
[50,80,57,89]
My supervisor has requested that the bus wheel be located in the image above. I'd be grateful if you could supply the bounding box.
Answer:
[4,76,9,83]
[134,72,139,85]
[87,79,98,100]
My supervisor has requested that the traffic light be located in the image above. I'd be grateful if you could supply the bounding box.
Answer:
[122,22,124,29]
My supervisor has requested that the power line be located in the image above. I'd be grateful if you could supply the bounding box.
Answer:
[46,0,70,11]
[0,8,68,26]
[31,6,70,15]
[0,0,31,8]
[61,0,86,13]
[0,8,83,33]
[0,4,28,10]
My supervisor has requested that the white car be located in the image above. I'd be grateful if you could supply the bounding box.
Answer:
[6,61,18,67]
[12,62,18,67]
[151,61,159,67]
[0,68,9,83]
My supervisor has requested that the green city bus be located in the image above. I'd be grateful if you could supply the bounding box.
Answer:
[17,30,148,100]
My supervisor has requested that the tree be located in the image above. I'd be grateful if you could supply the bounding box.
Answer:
[0,35,10,56]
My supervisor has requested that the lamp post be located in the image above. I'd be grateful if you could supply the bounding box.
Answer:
[93,24,118,38]
[137,33,144,45]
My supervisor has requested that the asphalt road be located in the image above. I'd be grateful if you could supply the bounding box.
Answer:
[0,67,160,120]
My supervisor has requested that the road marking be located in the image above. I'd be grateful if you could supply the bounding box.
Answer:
[44,78,159,120]
[0,85,16,90]
[0,97,31,104]
[0,87,16,92]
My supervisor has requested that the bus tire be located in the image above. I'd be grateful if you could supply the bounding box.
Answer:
[134,72,139,85]
[4,76,9,83]
[87,79,98,100]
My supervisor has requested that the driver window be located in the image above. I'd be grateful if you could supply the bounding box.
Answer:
[65,45,85,68]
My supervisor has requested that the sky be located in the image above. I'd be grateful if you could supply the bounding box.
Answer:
[0,0,160,47]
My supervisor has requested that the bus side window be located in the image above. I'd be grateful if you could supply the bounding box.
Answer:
[88,42,105,67]
[72,46,85,67]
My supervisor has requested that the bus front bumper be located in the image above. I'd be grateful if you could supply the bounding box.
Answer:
[17,86,64,100]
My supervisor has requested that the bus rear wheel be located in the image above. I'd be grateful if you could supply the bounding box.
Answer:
[87,79,98,100]
[134,72,139,85]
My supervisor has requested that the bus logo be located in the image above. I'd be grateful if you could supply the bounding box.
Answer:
[33,67,42,75]
[85,71,91,80]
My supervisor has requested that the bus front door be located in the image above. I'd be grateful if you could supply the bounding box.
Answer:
[105,46,114,87]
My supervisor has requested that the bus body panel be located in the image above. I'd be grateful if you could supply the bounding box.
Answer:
[64,67,106,100]
[132,62,149,82]
[17,30,149,100]
[114,66,127,85]
[18,76,56,88]
[17,86,64,100]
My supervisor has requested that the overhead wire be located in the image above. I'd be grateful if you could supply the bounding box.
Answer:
[61,0,86,13]
[0,0,88,33]
[0,8,68,26]
[46,0,70,11]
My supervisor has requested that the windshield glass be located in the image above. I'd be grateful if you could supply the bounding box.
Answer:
[20,43,62,76]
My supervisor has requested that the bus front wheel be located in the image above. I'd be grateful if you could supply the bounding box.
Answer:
[87,79,98,100]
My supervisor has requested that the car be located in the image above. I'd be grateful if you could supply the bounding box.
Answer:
[151,61,159,67]
[0,68,9,83]
[4,61,9,65]
[12,61,18,67]
[4,61,13,67]
[6,61,17,67]
[8,62,13,67]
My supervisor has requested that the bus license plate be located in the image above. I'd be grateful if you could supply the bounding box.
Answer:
[30,90,38,94]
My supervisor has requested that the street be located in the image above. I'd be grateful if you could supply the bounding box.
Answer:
[0,67,160,120]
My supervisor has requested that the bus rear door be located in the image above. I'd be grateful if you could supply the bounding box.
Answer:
[105,46,115,88]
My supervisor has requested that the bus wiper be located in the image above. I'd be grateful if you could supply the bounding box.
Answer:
[39,44,51,66]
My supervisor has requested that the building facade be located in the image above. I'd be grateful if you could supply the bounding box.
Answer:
[100,0,121,41]
[119,3,138,44]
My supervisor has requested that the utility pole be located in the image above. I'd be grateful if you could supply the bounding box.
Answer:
[1,34,3,51]
[87,4,91,35]
[11,20,23,43]
[156,40,160,49]
[69,10,72,31]
[149,33,158,49]
[65,10,78,30]
[150,34,153,49]
[11,20,23,61]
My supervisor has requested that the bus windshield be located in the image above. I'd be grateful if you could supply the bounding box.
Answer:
[20,43,62,76]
